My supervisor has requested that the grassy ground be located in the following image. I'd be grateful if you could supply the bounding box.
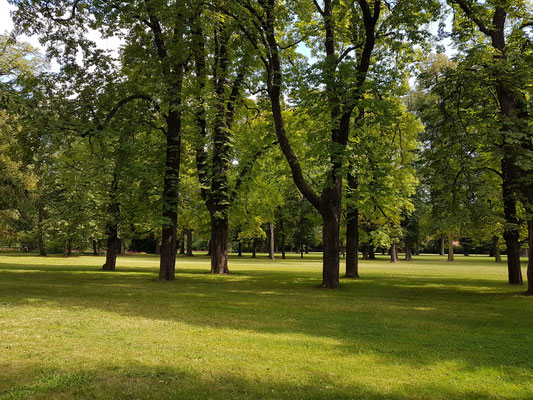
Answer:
[0,253,531,400]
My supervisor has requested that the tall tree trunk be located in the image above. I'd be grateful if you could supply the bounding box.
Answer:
[368,245,376,260]
[159,109,182,281]
[440,235,445,256]
[447,234,454,262]
[345,206,359,278]
[155,242,161,255]
[492,235,502,263]
[67,239,72,257]
[92,239,98,256]
[210,217,229,273]
[300,244,304,258]
[38,204,46,256]
[252,239,257,258]
[321,208,340,288]
[238,241,242,257]
[405,243,412,261]
[502,157,522,284]
[362,244,369,260]
[268,222,275,260]
[186,229,194,257]
[527,219,533,295]
[390,242,399,263]
[279,215,286,259]
[102,173,120,271]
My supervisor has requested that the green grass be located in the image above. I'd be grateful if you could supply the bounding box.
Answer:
[0,253,531,400]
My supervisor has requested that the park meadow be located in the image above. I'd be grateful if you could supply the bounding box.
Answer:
[1,253,531,400]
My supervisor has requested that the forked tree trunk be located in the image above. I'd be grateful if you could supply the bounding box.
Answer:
[268,222,275,260]
[447,234,454,262]
[210,217,229,273]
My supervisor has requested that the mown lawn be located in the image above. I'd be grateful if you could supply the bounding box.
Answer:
[0,253,531,400]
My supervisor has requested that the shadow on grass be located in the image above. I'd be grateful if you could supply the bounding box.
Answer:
[1,360,529,400]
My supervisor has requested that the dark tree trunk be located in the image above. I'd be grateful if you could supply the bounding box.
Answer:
[38,205,46,256]
[345,206,359,278]
[527,219,533,295]
[390,243,399,263]
[155,242,161,255]
[492,236,502,263]
[440,235,445,256]
[405,244,412,261]
[159,109,182,281]
[502,157,522,284]
[238,241,242,257]
[118,238,125,255]
[300,245,304,258]
[280,215,286,259]
[103,236,118,271]
[268,222,275,260]
[362,244,369,260]
[179,232,185,255]
[368,245,376,260]
[102,172,120,271]
[186,229,194,257]
[210,217,229,273]
[252,239,257,258]
[447,234,454,262]
[92,240,98,256]
[321,208,340,288]
[67,239,72,257]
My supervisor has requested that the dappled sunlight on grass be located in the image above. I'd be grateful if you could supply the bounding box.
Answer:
[0,253,531,399]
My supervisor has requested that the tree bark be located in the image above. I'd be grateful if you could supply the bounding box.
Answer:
[492,235,502,263]
[321,209,340,288]
[252,239,257,258]
[186,228,194,257]
[238,241,242,257]
[368,245,376,260]
[390,242,399,263]
[345,207,359,278]
[92,240,98,256]
[210,217,229,273]
[268,222,275,260]
[155,242,161,255]
[405,243,412,261]
[279,215,286,259]
[527,218,533,295]
[440,235,445,256]
[447,234,454,262]
[38,204,46,256]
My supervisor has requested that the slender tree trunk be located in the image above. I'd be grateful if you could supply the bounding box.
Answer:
[92,240,98,256]
[362,244,369,260]
[345,206,359,278]
[527,219,533,295]
[179,232,185,255]
[440,235,445,256]
[269,222,275,260]
[155,242,161,255]
[210,217,229,273]
[405,243,412,261]
[492,235,502,263]
[390,243,399,263]
[252,239,257,258]
[280,216,286,259]
[300,245,304,258]
[67,239,72,257]
[38,205,46,256]
[185,229,193,257]
[447,234,454,262]
[238,241,242,257]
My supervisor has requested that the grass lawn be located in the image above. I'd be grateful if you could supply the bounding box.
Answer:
[0,253,531,399]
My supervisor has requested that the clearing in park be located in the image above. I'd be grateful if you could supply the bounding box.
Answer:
[0,253,531,400]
